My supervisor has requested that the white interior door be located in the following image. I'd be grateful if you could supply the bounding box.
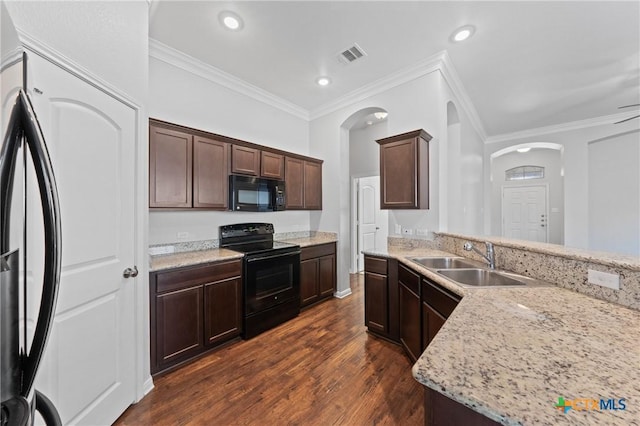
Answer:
[356,176,388,271]
[26,53,136,425]
[502,185,547,242]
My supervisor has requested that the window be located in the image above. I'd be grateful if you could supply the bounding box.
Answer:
[505,166,544,181]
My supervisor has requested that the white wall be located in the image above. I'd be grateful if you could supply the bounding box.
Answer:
[148,56,311,244]
[442,98,484,236]
[588,131,640,255]
[485,120,640,253]
[349,121,386,177]
[349,122,388,272]
[490,149,564,245]
[309,71,447,294]
[4,1,148,106]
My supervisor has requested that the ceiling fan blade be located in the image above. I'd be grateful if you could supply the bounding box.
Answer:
[618,104,640,109]
[614,114,640,124]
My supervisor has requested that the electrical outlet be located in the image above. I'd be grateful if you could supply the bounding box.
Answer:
[176,232,189,240]
[394,224,402,234]
[149,245,175,256]
[402,227,414,235]
[416,228,428,236]
[587,269,620,290]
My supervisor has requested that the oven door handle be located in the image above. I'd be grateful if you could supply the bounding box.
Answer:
[246,251,301,263]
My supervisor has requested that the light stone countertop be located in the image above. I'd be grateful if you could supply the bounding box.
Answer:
[439,232,640,271]
[149,234,337,272]
[276,233,337,248]
[149,248,244,272]
[363,247,640,425]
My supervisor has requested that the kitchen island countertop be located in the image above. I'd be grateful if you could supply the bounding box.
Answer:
[363,247,640,425]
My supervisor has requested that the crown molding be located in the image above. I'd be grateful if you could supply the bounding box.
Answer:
[438,51,487,141]
[15,29,140,110]
[485,110,639,144]
[309,51,447,121]
[308,51,489,141]
[149,38,309,120]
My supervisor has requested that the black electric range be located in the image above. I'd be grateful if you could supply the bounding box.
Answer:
[220,223,301,338]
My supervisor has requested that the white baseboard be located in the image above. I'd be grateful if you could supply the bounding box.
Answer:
[142,377,154,398]
[334,288,352,299]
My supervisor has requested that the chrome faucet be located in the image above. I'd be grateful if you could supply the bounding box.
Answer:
[463,241,496,269]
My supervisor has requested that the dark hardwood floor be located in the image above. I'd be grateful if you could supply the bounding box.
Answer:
[115,274,423,425]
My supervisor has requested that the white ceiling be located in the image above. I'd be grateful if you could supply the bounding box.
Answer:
[149,1,640,137]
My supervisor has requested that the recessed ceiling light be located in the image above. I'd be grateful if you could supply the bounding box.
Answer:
[374,112,388,120]
[451,25,475,42]
[316,77,331,86]
[517,147,531,153]
[219,11,243,31]
[366,120,373,126]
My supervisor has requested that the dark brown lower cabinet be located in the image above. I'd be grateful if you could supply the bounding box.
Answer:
[421,278,461,350]
[204,277,242,346]
[364,271,388,334]
[150,259,242,375]
[300,243,336,308]
[364,256,399,342]
[399,263,422,361]
[155,286,204,368]
[424,387,500,426]
[422,304,446,352]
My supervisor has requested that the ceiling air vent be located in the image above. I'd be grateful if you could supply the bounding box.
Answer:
[337,43,367,64]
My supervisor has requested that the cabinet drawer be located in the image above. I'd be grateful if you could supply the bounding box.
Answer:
[398,263,420,296]
[155,260,242,294]
[364,256,387,275]
[421,278,461,318]
[301,242,335,261]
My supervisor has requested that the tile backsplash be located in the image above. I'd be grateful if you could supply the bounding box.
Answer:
[434,233,639,311]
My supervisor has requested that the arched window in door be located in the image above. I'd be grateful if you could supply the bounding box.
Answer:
[505,165,545,181]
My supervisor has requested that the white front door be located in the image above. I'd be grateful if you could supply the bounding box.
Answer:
[502,185,547,242]
[26,53,136,425]
[357,176,388,271]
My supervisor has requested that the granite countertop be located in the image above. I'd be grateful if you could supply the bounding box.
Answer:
[277,233,338,248]
[439,232,640,271]
[149,248,244,272]
[149,233,337,272]
[363,247,640,425]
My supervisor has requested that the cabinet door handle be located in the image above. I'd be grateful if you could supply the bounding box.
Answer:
[123,266,138,278]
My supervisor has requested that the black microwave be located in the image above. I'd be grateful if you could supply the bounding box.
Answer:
[229,175,286,212]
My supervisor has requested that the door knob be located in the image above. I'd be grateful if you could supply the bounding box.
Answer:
[540,224,546,227]
[123,266,138,278]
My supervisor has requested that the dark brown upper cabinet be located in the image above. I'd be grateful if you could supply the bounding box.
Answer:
[150,121,229,210]
[285,157,304,209]
[260,151,284,180]
[285,156,322,210]
[149,124,193,208]
[231,145,260,176]
[377,129,432,209]
[150,119,323,211]
[193,136,230,209]
[303,161,322,210]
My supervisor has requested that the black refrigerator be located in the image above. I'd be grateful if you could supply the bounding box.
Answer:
[1,3,62,425]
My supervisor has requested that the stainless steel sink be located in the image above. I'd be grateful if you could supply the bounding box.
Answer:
[436,269,527,287]
[409,257,478,269]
